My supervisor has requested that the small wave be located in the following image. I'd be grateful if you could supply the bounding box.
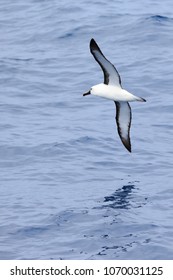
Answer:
[14,225,51,237]
[59,32,74,39]
[146,14,172,23]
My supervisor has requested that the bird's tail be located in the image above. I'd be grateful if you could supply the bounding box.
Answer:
[137,97,146,102]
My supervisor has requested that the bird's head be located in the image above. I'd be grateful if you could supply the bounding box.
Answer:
[83,84,103,97]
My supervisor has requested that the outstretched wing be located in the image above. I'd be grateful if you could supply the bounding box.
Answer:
[90,38,122,87]
[115,101,132,152]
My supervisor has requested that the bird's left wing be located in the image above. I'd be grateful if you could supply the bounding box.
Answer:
[115,101,132,152]
[90,38,122,87]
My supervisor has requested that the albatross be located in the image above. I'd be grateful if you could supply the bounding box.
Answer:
[83,38,146,152]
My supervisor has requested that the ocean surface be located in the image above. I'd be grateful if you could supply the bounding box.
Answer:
[0,0,173,260]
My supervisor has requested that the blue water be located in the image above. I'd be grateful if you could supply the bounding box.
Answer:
[0,0,173,260]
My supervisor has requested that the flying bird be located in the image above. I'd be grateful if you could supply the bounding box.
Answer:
[83,38,146,152]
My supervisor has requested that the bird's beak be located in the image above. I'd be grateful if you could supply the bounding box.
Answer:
[83,91,91,96]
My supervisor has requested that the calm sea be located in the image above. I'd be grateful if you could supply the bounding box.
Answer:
[0,0,173,259]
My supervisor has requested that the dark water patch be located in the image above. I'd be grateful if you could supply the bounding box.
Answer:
[103,185,135,209]
[95,182,148,212]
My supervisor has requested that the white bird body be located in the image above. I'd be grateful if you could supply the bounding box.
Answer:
[83,39,146,152]
[91,83,144,102]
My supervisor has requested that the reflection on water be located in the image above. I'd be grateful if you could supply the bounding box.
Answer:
[103,184,135,209]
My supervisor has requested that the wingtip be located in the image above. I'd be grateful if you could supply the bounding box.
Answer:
[125,143,132,153]
[90,38,98,50]
[121,137,131,153]
[90,38,95,44]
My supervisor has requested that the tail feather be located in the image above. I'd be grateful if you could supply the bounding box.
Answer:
[137,97,146,102]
